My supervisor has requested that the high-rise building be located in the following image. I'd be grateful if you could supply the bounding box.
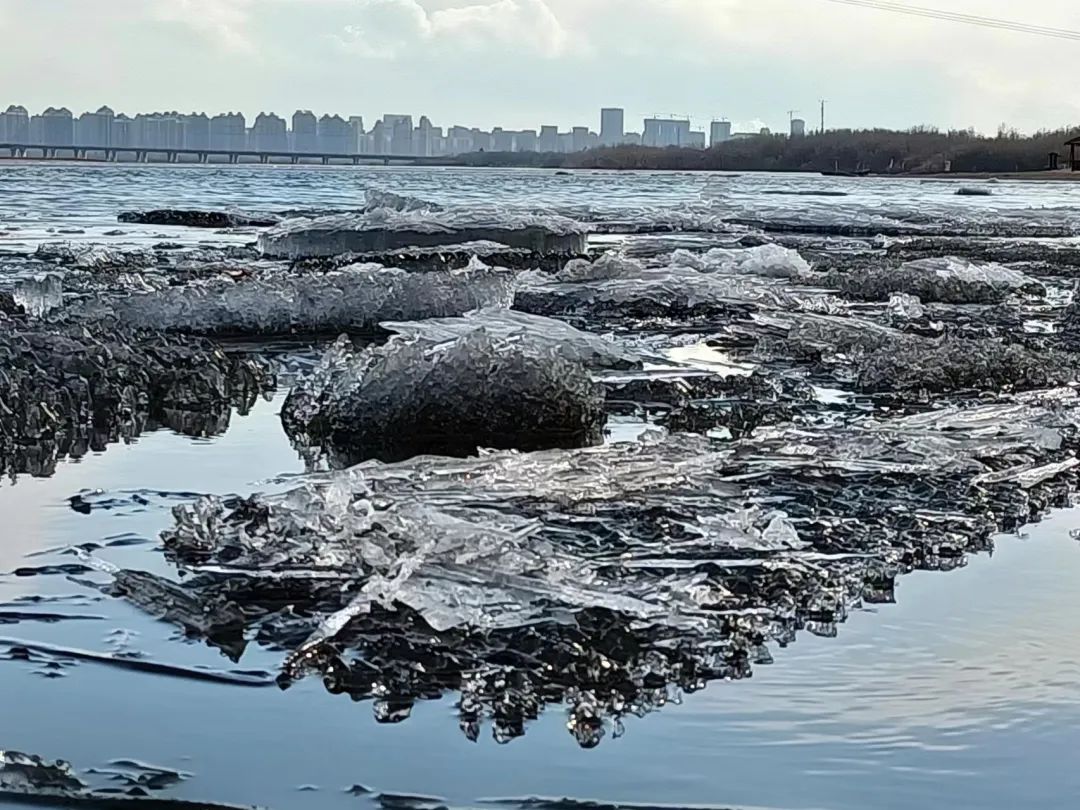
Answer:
[111,114,134,148]
[136,112,184,150]
[76,106,114,147]
[367,120,388,154]
[251,112,287,152]
[317,114,350,153]
[600,107,624,146]
[0,105,30,142]
[515,130,538,152]
[688,131,707,149]
[446,126,474,155]
[710,120,732,146]
[790,118,806,138]
[492,127,515,152]
[210,112,247,150]
[571,126,590,152]
[643,117,691,148]
[470,128,492,152]
[348,116,365,152]
[41,107,74,146]
[538,125,558,152]
[292,110,317,153]
[383,115,413,155]
[414,116,436,156]
[29,115,43,143]
[182,113,210,150]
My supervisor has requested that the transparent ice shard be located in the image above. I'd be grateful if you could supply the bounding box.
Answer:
[12,274,62,318]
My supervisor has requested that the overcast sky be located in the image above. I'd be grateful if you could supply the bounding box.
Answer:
[2,0,1078,134]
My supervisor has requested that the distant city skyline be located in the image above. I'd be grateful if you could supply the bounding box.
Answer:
[2,1,1076,136]
[0,103,795,157]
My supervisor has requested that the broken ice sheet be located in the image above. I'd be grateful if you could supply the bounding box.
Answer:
[98,388,1079,744]
[70,259,515,336]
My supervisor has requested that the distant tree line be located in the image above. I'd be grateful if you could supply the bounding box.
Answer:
[451,127,1080,174]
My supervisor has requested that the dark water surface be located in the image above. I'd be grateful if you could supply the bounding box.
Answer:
[2,164,1080,810]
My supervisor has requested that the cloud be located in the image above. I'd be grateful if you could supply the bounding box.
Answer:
[338,0,570,58]
[148,0,256,53]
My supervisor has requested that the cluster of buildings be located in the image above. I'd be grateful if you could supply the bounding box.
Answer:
[0,104,794,156]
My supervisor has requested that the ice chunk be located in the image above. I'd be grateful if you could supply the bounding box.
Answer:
[13,273,62,318]
[670,244,812,278]
[1,751,84,793]
[514,265,779,324]
[72,261,515,336]
[282,326,608,463]
[820,256,1045,304]
[555,252,648,282]
[258,201,587,259]
[857,335,1078,395]
[382,308,651,371]
[514,248,831,327]
[362,189,444,213]
[118,209,281,228]
[886,292,926,320]
[35,242,156,271]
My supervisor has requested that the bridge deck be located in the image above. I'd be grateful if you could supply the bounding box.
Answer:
[0,143,442,164]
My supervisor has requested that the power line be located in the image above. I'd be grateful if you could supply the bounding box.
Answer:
[816,0,1080,41]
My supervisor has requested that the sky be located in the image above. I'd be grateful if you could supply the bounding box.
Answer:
[2,0,1080,135]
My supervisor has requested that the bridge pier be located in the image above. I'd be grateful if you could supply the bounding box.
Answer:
[321,156,329,165]
[352,156,360,165]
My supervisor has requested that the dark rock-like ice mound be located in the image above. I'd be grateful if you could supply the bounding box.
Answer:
[259,192,587,259]
[282,324,607,463]
[118,209,281,228]
[72,260,514,336]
